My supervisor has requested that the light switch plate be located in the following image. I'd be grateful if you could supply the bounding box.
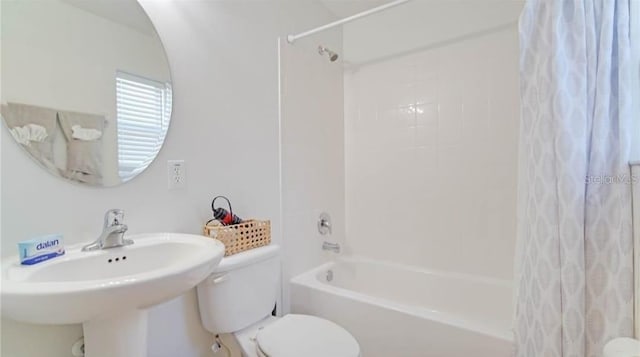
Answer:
[167,160,186,190]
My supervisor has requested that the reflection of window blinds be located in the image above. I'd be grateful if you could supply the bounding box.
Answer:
[116,71,172,182]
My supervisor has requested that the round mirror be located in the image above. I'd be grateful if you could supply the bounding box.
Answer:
[1,0,172,187]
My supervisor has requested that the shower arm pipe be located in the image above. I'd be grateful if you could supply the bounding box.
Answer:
[287,0,413,44]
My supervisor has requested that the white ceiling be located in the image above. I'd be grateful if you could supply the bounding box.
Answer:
[319,0,392,18]
[59,0,156,36]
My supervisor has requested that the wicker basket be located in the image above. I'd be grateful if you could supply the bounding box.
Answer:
[203,220,271,256]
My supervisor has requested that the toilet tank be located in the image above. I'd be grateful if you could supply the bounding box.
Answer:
[196,245,280,334]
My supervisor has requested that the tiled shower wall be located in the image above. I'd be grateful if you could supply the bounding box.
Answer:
[345,26,520,280]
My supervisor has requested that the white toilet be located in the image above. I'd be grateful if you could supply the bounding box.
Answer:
[196,245,360,357]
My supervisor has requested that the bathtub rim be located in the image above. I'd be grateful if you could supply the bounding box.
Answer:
[291,255,514,343]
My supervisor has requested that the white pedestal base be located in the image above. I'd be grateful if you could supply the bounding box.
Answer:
[83,309,148,357]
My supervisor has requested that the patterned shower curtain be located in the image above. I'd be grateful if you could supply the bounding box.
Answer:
[514,0,634,356]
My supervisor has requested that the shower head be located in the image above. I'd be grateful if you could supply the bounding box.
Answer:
[318,46,339,62]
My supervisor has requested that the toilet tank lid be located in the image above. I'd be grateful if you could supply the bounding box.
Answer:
[213,244,280,272]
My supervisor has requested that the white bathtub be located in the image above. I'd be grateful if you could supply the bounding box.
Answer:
[290,257,514,357]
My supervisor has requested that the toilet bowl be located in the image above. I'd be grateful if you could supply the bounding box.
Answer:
[603,338,640,357]
[196,245,360,357]
[235,315,360,357]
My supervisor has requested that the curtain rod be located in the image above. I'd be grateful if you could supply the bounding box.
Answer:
[287,0,413,44]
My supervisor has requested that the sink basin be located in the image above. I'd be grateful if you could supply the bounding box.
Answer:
[1,233,225,357]
[2,232,224,324]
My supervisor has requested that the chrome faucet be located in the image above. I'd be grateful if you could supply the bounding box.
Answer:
[322,241,340,253]
[82,209,133,251]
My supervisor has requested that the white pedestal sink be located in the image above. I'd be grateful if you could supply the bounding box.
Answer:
[1,233,225,357]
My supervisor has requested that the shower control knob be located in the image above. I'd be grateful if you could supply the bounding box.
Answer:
[318,212,332,235]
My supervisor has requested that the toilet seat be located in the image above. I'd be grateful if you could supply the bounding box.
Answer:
[254,314,360,357]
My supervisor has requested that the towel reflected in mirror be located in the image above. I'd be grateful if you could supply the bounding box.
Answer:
[1,103,62,175]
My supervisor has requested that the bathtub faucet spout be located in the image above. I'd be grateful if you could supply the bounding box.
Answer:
[322,241,340,253]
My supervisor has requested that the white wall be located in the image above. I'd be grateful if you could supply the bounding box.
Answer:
[0,1,337,356]
[344,22,520,280]
[631,0,640,338]
[633,0,640,162]
[632,165,640,339]
[279,31,344,312]
[2,0,170,186]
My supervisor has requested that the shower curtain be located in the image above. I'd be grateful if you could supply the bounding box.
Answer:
[514,0,634,356]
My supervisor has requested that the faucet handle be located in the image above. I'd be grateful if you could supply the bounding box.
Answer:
[318,212,332,235]
[104,209,124,227]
